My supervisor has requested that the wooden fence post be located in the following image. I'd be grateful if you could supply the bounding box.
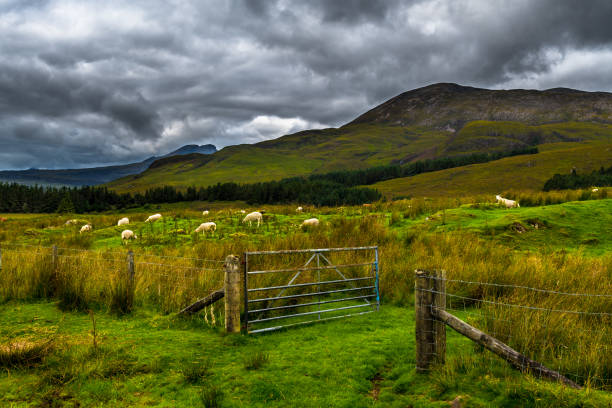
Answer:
[127,250,135,285]
[224,254,241,333]
[415,269,446,372]
[52,245,58,271]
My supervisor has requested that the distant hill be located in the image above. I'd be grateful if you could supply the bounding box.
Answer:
[0,144,216,187]
[106,83,612,194]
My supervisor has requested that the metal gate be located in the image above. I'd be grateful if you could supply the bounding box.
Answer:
[243,246,380,334]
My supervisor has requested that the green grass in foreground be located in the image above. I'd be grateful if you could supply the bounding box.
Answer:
[1,302,610,407]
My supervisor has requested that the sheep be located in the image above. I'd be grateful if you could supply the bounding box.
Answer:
[145,213,162,223]
[202,210,209,216]
[301,218,319,228]
[296,206,303,212]
[80,224,92,234]
[65,219,78,225]
[240,210,246,214]
[121,229,137,241]
[195,222,216,233]
[592,188,599,192]
[117,217,129,226]
[242,211,263,227]
[495,195,520,208]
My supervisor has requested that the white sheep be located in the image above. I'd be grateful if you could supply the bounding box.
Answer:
[242,211,263,227]
[195,222,216,233]
[495,195,520,208]
[80,224,92,234]
[592,188,599,192]
[202,210,209,216]
[301,218,319,228]
[145,213,162,223]
[296,206,303,212]
[117,217,129,226]
[121,229,137,241]
[65,219,78,226]
[240,210,246,214]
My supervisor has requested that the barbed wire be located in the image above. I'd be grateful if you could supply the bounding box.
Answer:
[421,275,612,298]
[417,288,612,316]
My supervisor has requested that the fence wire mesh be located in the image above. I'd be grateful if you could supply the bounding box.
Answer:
[415,273,611,390]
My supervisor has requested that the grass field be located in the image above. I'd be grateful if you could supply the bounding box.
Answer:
[0,196,611,406]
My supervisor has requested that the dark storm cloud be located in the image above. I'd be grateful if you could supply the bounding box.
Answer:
[1,0,612,169]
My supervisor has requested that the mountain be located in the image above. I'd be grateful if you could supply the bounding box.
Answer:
[0,144,217,187]
[106,83,612,194]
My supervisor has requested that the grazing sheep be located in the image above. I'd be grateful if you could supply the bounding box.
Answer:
[296,206,303,212]
[65,219,78,225]
[80,224,92,234]
[240,210,246,214]
[242,211,263,227]
[495,195,520,208]
[195,222,216,233]
[145,213,162,223]
[121,229,137,241]
[592,188,599,192]
[301,218,319,228]
[202,210,209,216]
[117,217,129,226]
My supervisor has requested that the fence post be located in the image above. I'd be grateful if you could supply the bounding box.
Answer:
[224,254,241,333]
[52,245,58,271]
[127,250,135,285]
[415,269,446,372]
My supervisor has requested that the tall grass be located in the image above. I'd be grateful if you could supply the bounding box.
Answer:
[1,202,610,387]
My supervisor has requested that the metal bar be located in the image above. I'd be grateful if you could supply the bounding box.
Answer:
[375,247,380,311]
[319,253,371,305]
[242,252,249,332]
[245,246,378,255]
[248,285,376,303]
[249,310,375,333]
[248,294,376,314]
[247,276,374,292]
[248,262,375,275]
[317,253,321,320]
[249,303,372,324]
[267,253,317,307]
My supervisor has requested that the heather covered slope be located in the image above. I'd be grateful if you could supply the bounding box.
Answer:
[106,84,612,193]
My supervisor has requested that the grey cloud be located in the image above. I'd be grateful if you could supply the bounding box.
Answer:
[1,0,612,169]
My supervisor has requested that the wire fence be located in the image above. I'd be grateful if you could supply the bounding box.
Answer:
[0,243,226,316]
[414,272,611,390]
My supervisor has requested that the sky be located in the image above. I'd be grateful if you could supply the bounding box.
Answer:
[1,0,612,170]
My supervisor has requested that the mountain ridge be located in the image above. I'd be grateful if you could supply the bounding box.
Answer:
[0,144,217,187]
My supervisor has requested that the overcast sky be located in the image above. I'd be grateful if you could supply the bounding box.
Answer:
[1,0,612,169]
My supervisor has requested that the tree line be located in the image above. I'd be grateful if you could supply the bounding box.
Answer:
[0,146,539,213]
[543,165,612,191]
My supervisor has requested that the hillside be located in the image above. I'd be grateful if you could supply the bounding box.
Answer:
[107,83,612,193]
[0,144,216,187]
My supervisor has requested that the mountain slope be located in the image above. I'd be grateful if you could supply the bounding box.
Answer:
[0,144,217,187]
[106,83,612,193]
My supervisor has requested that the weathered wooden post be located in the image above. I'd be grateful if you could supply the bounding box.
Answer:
[415,269,446,372]
[52,245,58,271]
[224,254,241,333]
[127,250,135,285]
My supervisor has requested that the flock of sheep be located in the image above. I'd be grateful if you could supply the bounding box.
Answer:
[69,207,320,244]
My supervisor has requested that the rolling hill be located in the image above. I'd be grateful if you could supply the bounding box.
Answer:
[0,144,216,187]
[106,83,612,194]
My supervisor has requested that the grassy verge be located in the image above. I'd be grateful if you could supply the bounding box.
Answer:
[1,301,610,407]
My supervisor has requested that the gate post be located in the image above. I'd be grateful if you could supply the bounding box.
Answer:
[415,269,446,372]
[224,255,241,333]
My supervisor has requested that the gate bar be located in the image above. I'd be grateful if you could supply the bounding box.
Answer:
[249,303,372,324]
[248,294,376,314]
[249,310,375,334]
[242,252,249,332]
[248,285,376,303]
[245,246,378,255]
[247,261,375,275]
[247,276,374,292]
